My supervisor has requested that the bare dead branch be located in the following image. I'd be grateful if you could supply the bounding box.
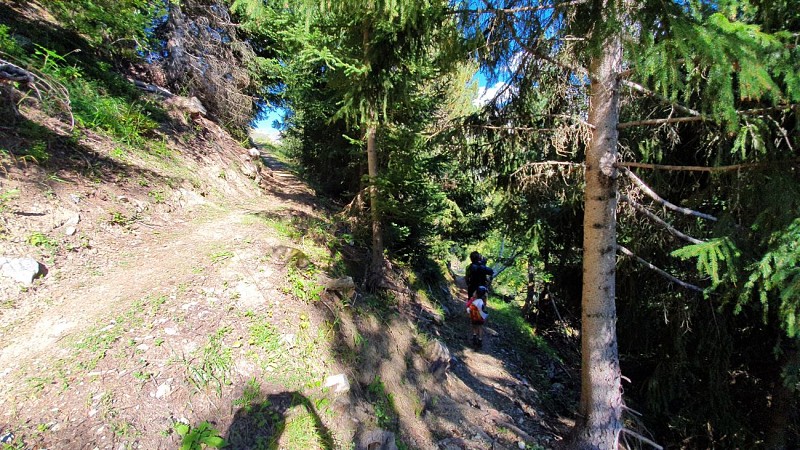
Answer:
[618,246,704,293]
[619,167,718,221]
[511,160,583,178]
[620,427,664,450]
[620,195,704,244]
[618,116,705,129]
[617,102,799,129]
[738,104,799,116]
[133,79,175,97]
[0,56,73,128]
[621,79,702,117]
[617,160,800,172]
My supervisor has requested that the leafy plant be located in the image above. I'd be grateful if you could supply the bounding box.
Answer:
[740,218,800,337]
[148,189,166,203]
[107,211,132,226]
[367,376,396,429]
[671,237,741,287]
[209,250,234,264]
[26,232,58,250]
[283,265,323,303]
[174,421,226,450]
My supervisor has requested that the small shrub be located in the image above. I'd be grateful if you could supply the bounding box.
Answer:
[27,231,58,250]
[174,421,226,450]
[148,190,166,203]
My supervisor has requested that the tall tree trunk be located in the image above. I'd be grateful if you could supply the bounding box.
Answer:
[569,6,624,449]
[366,117,385,279]
[523,254,537,321]
[361,21,386,286]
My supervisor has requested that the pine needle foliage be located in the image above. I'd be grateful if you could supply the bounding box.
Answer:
[741,218,800,338]
[632,2,800,130]
[671,237,741,287]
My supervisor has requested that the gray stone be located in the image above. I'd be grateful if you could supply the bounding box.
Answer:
[0,257,43,285]
[426,339,451,381]
[357,429,397,450]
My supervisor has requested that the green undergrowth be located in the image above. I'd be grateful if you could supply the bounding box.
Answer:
[488,296,561,364]
[1,26,174,166]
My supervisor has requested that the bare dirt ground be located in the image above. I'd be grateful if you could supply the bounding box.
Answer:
[0,108,573,449]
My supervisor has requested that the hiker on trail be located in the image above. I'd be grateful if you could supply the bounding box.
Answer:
[465,251,493,299]
[466,285,489,347]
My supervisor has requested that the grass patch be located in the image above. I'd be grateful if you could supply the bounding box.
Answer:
[74,320,126,371]
[283,265,323,303]
[488,297,561,363]
[367,376,397,430]
[186,327,233,396]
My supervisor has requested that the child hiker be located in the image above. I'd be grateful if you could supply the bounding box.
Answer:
[466,285,489,347]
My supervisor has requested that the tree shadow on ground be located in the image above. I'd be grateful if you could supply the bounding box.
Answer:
[225,391,334,450]
[0,115,182,191]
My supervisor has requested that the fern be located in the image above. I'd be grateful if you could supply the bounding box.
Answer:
[740,218,800,337]
[671,237,741,287]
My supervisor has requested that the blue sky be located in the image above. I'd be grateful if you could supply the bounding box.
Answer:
[252,70,505,140]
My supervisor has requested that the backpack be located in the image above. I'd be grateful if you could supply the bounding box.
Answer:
[467,298,484,323]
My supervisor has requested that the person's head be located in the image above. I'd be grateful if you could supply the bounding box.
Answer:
[469,251,481,263]
[477,285,488,297]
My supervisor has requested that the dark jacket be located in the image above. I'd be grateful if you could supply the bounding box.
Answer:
[466,262,493,296]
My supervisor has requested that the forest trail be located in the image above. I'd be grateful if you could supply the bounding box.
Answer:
[0,148,320,399]
[0,135,566,448]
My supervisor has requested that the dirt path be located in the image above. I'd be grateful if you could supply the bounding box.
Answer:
[0,147,566,449]
[0,152,318,400]
[1,209,238,392]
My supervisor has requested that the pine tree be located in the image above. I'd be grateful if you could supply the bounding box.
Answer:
[455,0,799,447]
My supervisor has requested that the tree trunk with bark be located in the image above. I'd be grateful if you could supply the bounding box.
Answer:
[568,7,624,449]
[365,118,386,285]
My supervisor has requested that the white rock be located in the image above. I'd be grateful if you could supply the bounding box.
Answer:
[155,383,171,399]
[323,373,350,393]
[164,327,178,335]
[518,441,526,449]
[181,302,198,310]
[0,257,42,285]
[65,214,80,227]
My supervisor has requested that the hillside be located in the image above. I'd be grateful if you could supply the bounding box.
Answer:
[0,90,575,448]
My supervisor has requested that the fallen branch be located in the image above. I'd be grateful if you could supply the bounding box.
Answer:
[619,167,718,222]
[133,79,175,97]
[0,62,34,83]
[617,245,704,293]
[495,420,537,443]
[620,194,704,245]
